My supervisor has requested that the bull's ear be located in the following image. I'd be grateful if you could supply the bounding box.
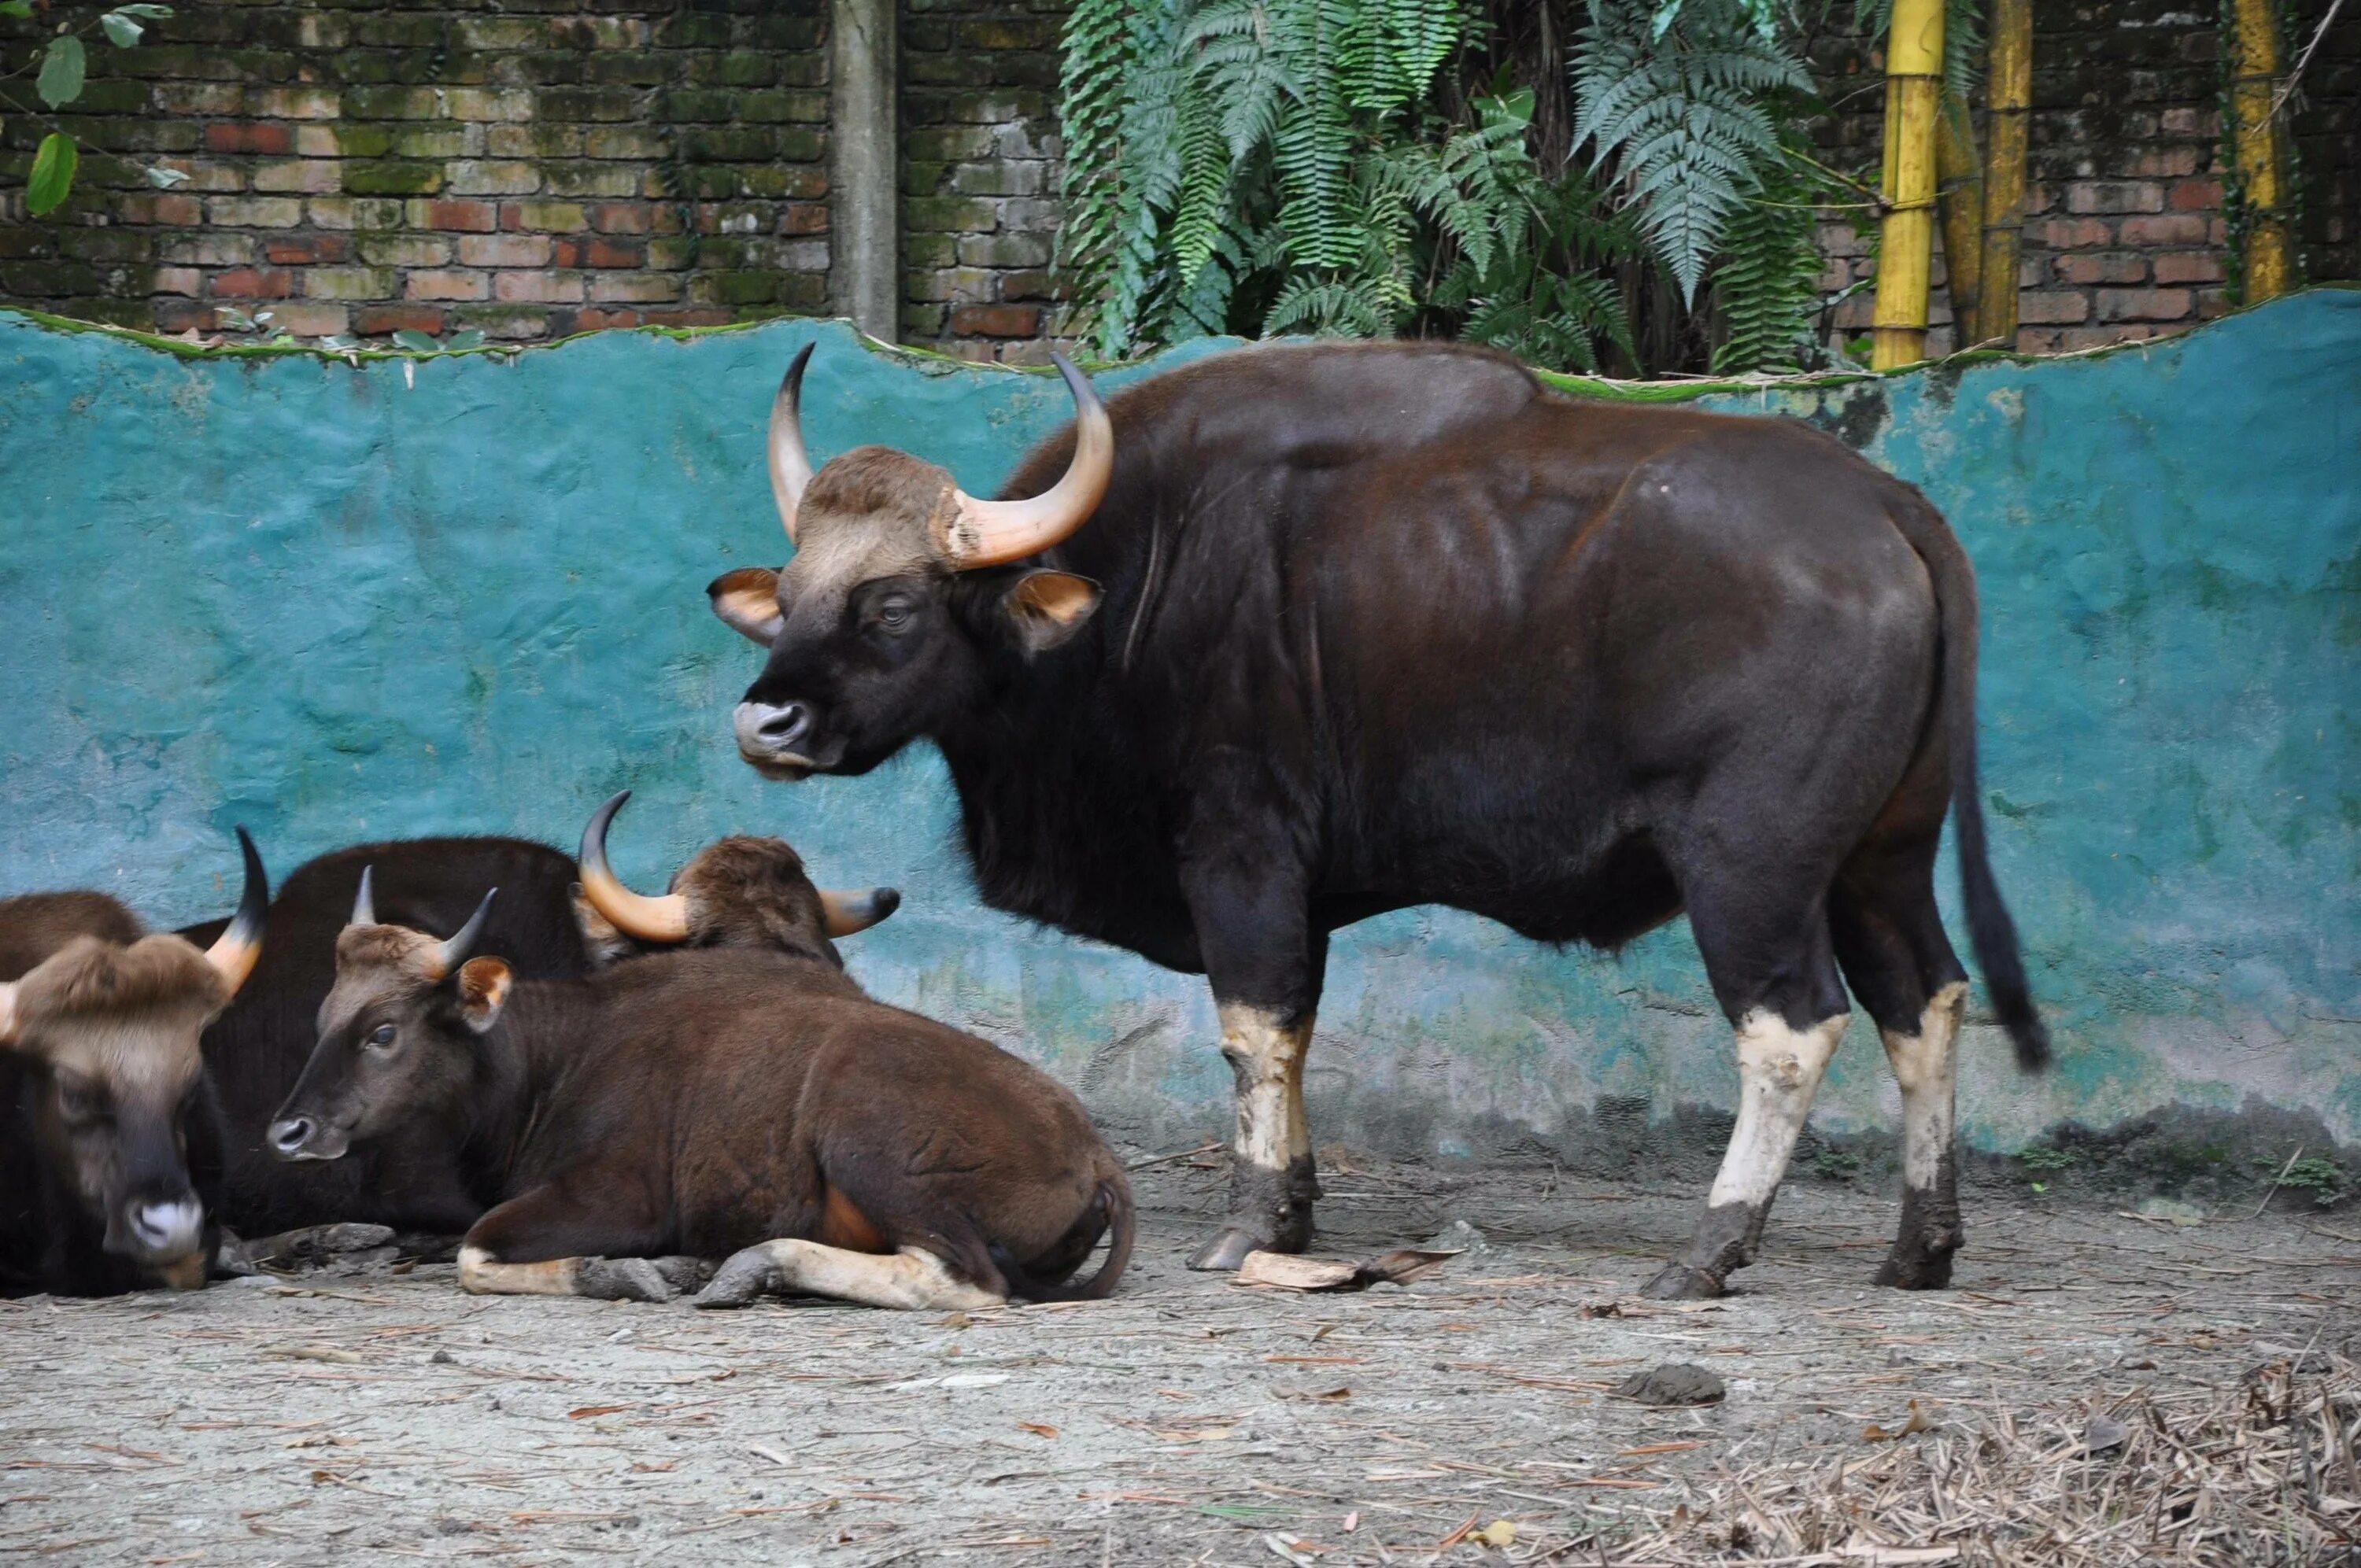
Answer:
[708,566,785,645]
[455,957,512,1035]
[998,570,1102,656]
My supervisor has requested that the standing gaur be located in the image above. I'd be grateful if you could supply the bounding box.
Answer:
[707,340,2048,1297]
[0,832,267,1297]
[267,794,1132,1309]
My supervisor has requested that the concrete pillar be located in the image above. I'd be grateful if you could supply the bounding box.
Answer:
[830,0,898,342]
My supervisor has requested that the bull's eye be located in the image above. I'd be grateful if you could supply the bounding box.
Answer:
[875,596,913,630]
[57,1079,108,1124]
[366,1023,397,1050]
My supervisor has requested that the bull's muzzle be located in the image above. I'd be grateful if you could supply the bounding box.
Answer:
[109,1190,204,1265]
[268,1113,347,1163]
[733,700,819,776]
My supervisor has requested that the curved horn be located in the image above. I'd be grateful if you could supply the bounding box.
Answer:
[204,826,270,996]
[349,865,377,928]
[819,887,900,938]
[769,343,816,545]
[942,353,1113,569]
[577,791,692,944]
[427,887,497,981]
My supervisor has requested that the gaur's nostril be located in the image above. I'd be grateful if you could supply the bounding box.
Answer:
[757,703,809,746]
[131,1196,201,1249]
[268,1116,313,1156]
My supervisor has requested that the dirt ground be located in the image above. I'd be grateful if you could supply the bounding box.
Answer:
[3,1153,2355,1567]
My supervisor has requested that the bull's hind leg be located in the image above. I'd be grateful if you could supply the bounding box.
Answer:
[691,1241,1003,1312]
[1831,843,1972,1289]
[458,1182,693,1303]
[1644,870,1853,1301]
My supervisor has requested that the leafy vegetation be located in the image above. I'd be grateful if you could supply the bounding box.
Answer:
[1057,0,1986,376]
[3,3,173,216]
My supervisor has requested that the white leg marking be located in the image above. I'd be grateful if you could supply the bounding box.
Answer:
[756,1241,1003,1312]
[1706,1010,1849,1208]
[1218,1003,1314,1172]
[1881,980,1966,1190]
[457,1243,582,1297]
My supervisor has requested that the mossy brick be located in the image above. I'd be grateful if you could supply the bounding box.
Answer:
[906,233,956,269]
[458,233,552,267]
[709,269,778,304]
[745,16,826,50]
[493,269,582,302]
[646,236,699,270]
[492,124,587,159]
[159,234,254,266]
[775,271,827,310]
[586,53,677,87]
[678,165,743,199]
[996,197,1059,230]
[584,126,667,160]
[551,16,644,49]
[590,271,681,303]
[179,165,247,194]
[446,88,534,121]
[906,53,994,87]
[778,201,827,235]
[107,45,240,82]
[538,87,644,122]
[775,56,826,87]
[903,160,948,197]
[740,165,829,200]
[262,233,354,266]
[342,85,440,119]
[295,13,351,48]
[541,163,645,198]
[302,266,397,300]
[655,88,737,122]
[910,266,996,302]
[900,301,948,337]
[352,13,449,47]
[684,127,778,162]
[508,199,590,232]
[903,20,954,50]
[207,195,305,227]
[405,269,489,301]
[733,89,829,124]
[447,304,553,339]
[252,159,344,194]
[770,238,826,271]
[157,7,251,43]
[456,17,545,50]
[352,304,445,336]
[76,299,162,329]
[652,13,733,47]
[933,90,1050,124]
[343,160,444,197]
[331,124,398,159]
[957,17,1059,49]
[908,126,996,161]
[0,229,55,262]
[906,196,998,233]
[308,196,408,230]
[57,228,154,264]
[496,53,584,88]
[154,83,244,116]
[70,79,152,115]
[448,160,542,196]
[390,126,473,159]
[248,87,342,120]
[957,231,1051,267]
[715,54,781,88]
[358,234,453,267]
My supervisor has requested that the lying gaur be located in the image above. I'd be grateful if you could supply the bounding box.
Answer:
[0,832,266,1297]
[269,794,1130,1308]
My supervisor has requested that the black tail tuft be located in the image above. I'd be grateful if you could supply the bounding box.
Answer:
[1892,493,2051,1072]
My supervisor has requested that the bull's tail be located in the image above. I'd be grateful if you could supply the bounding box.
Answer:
[989,1173,1136,1304]
[1890,491,2051,1071]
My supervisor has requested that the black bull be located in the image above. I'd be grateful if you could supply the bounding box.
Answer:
[713,341,2047,1299]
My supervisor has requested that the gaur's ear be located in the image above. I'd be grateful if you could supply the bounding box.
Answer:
[455,957,512,1034]
[568,884,641,968]
[998,570,1102,656]
[708,566,785,645]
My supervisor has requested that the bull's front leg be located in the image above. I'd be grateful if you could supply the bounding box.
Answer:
[1179,849,1326,1272]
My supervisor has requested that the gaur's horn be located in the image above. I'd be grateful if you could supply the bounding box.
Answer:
[203,826,270,996]
[349,865,377,928]
[941,353,1112,569]
[769,343,816,545]
[577,790,692,943]
[819,887,900,938]
[427,887,497,980]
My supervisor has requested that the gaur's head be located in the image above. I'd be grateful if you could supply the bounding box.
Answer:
[708,345,1114,779]
[0,833,266,1277]
[268,876,504,1164]
[571,790,898,966]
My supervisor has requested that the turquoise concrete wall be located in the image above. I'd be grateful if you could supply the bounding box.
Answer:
[2,293,2355,1160]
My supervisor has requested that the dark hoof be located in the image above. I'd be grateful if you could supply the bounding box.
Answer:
[690,1248,781,1310]
[1187,1226,1271,1272]
[1641,1262,1725,1301]
[576,1256,677,1303]
[1873,1251,1956,1290]
[652,1255,714,1293]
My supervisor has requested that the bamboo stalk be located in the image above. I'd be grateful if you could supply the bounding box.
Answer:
[1977,0,2031,349]
[1872,0,1945,370]
[2226,0,2296,301]
[1935,90,1985,345]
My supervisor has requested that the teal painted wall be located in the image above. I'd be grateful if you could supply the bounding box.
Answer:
[2,294,2355,1159]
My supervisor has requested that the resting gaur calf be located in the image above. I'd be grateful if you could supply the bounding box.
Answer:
[180,836,600,1238]
[710,341,2049,1298]
[268,794,1132,1309]
[0,833,267,1297]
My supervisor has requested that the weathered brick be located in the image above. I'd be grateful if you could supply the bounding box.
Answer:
[491,124,585,159]
[2152,251,2222,285]
[2018,290,2092,324]
[447,88,535,122]
[151,266,204,297]
[591,202,652,234]
[457,233,552,267]
[418,198,501,232]
[456,17,545,50]
[2054,252,2148,286]
[341,86,439,120]
[354,304,446,336]
[390,126,475,160]
[586,237,645,267]
[583,126,668,160]
[2065,180,2163,216]
[504,199,589,233]
[2097,286,2191,323]
[358,234,453,267]
[208,196,305,227]
[589,271,680,302]
[948,302,1040,338]
[247,87,344,120]
[538,87,645,122]
[264,233,353,265]
[644,237,697,270]
[205,122,294,157]
[308,196,407,231]
[303,266,396,300]
[540,163,644,198]
[161,234,256,267]
[2167,177,2222,212]
[446,160,542,196]
[779,202,828,236]
[2118,213,2209,246]
[344,161,445,197]
[405,269,490,301]
[494,269,585,302]
[252,160,345,195]
[210,267,295,298]
[155,83,245,117]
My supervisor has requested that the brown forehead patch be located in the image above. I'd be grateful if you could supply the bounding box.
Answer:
[12,934,227,1026]
[670,837,833,957]
[334,924,445,978]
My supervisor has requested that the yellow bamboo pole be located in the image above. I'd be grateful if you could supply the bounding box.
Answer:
[1935,90,1985,345]
[1872,0,1945,369]
[1977,0,2031,349]
[2226,0,2294,301]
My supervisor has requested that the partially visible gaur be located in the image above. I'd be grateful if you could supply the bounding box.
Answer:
[179,837,599,1238]
[705,341,2048,1298]
[268,795,1130,1309]
[0,833,267,1297]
